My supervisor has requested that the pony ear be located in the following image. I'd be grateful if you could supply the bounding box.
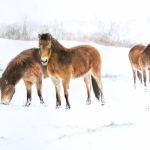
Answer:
[50,33,52,38]
[38,34,41,39]
[47,33,52,39]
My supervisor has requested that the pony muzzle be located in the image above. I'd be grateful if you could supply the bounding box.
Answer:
[41,58,48,66]
[1,99,10,105]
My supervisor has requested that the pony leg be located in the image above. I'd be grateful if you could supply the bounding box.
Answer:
[62,78,70,109]
[132,68,136,88]
[51,76,61,108]
[137,71,142,84]
[24,80,33,106]
[35,79,45,104]
[84,74,91,105]
[148,68,150,84]
[142,69,147,92]
[91,71,105,105]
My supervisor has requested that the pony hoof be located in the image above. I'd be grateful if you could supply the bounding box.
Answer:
[66,105,70,109]
[146,106,150,110]
[56,104,61,109]
[25,103,30,107]
[40,101,45,104]
[86,100,91,105]
[25,102,31,107]
[101,99,105,106]
[101,101,105,106]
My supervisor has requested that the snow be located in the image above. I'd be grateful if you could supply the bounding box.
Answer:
[0,39,150,150]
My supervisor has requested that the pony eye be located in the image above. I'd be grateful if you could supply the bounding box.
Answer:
[39,45,41,48]
[5,88,9,92]
[47,45,51,48]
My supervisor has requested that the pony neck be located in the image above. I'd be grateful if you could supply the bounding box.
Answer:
[51,37,67,52]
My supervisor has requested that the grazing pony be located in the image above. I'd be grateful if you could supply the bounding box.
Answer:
[128,44,145,88]
[38,33,105,109]
[0,48,48,106]
[138,44,150,90]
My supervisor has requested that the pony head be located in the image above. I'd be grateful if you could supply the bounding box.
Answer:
[0,77,15,105]
[38,33,52,66]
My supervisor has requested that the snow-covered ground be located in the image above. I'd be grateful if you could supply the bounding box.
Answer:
[0,39,150,150]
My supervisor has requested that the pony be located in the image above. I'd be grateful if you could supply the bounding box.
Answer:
[38,33,105,109]
[128,44,145,88]
[0,48,48,106]
[138,43,150,90]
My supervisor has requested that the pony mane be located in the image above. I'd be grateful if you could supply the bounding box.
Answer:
[2,59,24,85]
[39,33,51,40]
[2,49,36,84]
[144,43,150,55]
[39,33,67,52]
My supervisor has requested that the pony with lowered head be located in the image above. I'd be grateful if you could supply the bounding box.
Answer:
[0,48,48,106]
[38,33,105,109]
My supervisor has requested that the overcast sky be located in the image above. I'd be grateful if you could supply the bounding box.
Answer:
[0,0,150,24]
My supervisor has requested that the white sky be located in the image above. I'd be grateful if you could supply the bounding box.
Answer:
[0,0,150,24]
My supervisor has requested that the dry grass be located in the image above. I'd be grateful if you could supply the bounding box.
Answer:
[0,19,137,48]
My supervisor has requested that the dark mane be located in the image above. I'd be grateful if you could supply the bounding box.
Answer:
[39,33,51,40]
[2,48,39,85]
[2,57,25,85]
[40,33,67,52]
[144,43,150,55]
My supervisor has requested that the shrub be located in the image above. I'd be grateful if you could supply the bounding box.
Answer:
[0,19,138,47]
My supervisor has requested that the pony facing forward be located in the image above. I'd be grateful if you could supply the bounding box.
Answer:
[0,48,48,106]
[38,33,105,109]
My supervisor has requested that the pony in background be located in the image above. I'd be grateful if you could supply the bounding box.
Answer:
[138,44,150,91]
[128,44,145,88]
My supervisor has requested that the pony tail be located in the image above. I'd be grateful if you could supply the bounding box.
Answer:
[91,75,100,100]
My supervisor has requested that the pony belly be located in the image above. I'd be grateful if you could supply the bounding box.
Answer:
[133,64,141,71]
[46,64,72,79]
[73,68,91,79]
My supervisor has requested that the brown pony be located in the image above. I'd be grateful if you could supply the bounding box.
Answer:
[128,44,145,88]
[38,33,105,109]
[0,48,48,106]
[138,43,150,90]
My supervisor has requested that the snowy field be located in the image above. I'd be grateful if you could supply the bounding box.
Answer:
[0,39,150,150]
